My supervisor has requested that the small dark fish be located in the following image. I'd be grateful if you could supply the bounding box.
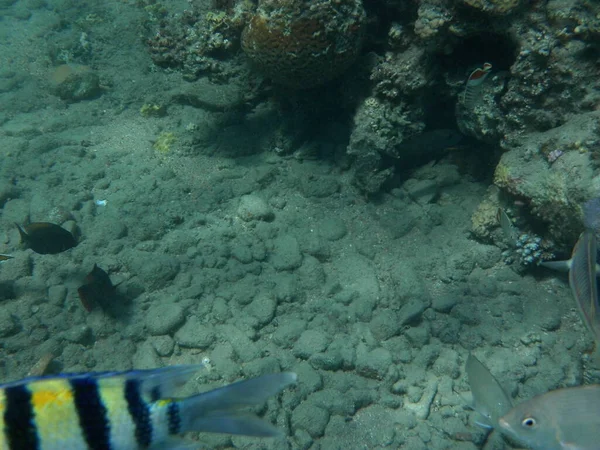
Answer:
[0,254,14,262]
[498,384,600,450]
[15,222,77,254]
[77,264,117,312]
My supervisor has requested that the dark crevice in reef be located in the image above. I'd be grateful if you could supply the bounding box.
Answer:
[437,31,519,77]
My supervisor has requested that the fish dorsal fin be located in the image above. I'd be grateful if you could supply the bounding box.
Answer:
[465,354,513,429]
[0,365,206,399]
[99,365,205,400]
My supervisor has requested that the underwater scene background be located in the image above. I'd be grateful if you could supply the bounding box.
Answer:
[0,0,599,448]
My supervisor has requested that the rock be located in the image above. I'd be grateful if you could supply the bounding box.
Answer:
[145,303,185,336]
[398,298,428,326]
[356,346,392,379]
[369,310,402,341]
[0,309,18,337]
[272,318,306,348]
[431,293,457,313]
[63,325,92,344]
[133,341,163,370]
[291,401,330,438]
[271,235,303,271]
[245,292,276,327]
[128,253,180,291]
[175,316,215,349]
[217,324,260,362]
[149,335,175,357]
[51,64,102,101]
[319,217,347,241]
[237,194,273,222]
[293,329,330,359]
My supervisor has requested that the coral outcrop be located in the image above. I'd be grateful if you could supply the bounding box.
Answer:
[143,0,600,247]
[241,0,366,89]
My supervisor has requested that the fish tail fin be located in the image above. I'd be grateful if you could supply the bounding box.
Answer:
[14,223,26,243]
[540,259,571,272]
[178,372,297,437]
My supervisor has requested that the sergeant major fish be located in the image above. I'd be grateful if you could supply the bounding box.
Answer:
[0,365,297,449]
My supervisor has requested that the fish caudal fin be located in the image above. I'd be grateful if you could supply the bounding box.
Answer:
[14,223,27,244]
[179,372,297,437]
[540,259,572,272]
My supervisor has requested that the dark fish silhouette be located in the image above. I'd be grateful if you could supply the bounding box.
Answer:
[15,222,77,254]
[0,254,14,262]
[78,264,118,312]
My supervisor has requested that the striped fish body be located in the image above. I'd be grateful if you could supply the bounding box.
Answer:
[0,366,297,450]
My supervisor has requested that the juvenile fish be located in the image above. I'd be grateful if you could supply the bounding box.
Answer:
[496,208,518,247]
[0,365,297,449]
[15,222,77,254]
[78,264,118,312]
[0,254,14,262]
[498,384,600,450]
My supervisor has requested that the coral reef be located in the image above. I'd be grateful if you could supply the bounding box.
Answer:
[144,0,250,81]
[142,0,600,246]
[241,0,366,89]
[492,112,600,246]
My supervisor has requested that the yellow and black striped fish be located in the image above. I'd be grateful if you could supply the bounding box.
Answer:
[0,365,296,450]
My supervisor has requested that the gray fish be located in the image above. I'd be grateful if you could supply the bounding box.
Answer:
[466,354,513,429]
[569,230,600,343]
[498,384,600,450]
[496,208,518,247]
[543,231,600,343]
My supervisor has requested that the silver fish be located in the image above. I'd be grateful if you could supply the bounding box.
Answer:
[496,208,518,247]
[540,231,600,274]
[465,354,513,429]
[498,384,600,450]
[568,230,600,343]
[540,231,600,344]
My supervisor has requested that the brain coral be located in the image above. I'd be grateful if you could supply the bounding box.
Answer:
[241,0,366,89]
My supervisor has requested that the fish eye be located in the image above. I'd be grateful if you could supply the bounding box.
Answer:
[521,417,536,428]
